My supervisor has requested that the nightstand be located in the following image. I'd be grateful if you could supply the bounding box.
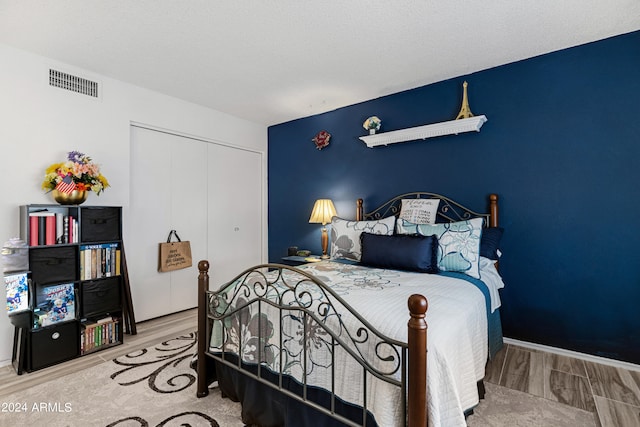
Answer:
[281,255,322,266]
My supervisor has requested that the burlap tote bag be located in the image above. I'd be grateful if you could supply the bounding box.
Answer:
[158,230,192,272]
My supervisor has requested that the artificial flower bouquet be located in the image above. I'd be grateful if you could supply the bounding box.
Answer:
[42,151,109,195]
[363,116,382,132]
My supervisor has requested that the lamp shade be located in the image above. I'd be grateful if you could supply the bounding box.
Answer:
[309,199,337,225]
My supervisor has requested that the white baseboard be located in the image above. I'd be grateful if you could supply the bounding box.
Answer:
[504,337,640,372]
[0,359,11,368]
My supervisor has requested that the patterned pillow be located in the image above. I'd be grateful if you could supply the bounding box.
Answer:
[396,217,484,279]
[330,216,395,261]
[398,199,440,224]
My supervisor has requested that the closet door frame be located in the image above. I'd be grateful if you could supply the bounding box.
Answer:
[128,122,267,321]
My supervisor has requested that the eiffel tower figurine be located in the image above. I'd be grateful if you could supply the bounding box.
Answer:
[455,81,475,119]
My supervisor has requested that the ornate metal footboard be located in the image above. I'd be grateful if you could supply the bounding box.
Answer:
[196,260,428,427]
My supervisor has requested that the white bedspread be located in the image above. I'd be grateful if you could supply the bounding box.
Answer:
[208,261,488,427]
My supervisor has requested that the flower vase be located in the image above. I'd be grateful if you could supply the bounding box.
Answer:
[369,129,376,135]
[52,189,88,205]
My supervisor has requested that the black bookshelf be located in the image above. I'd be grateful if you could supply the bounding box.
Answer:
[10,205,136,374]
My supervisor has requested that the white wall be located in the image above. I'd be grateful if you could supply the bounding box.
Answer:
[0,43,268,366]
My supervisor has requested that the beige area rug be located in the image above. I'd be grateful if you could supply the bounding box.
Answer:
[467,382,598,427]
[2,332,598,427]
[1,332,243,427]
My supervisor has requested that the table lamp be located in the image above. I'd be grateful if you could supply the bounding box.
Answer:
[309,199,337,259]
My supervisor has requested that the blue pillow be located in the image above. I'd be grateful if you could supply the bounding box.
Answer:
[480,227,504,260]
[360,232,439,273]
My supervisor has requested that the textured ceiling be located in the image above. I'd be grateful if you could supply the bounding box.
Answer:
[1,1,639,125]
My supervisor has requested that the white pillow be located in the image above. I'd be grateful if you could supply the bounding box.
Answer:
[398,199,440,224]
[396,217,484,279]
[330,216,395,261]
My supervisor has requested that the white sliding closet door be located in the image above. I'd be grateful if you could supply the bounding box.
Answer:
[207,144,263,285]
[129,125,263,321]
[129,126,208,320]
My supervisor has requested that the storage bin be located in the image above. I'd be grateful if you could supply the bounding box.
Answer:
[29,321,79,370]
[81,277,121,317]
[29,246,78,284]
[1,238,28,273]
[80,207,122,242]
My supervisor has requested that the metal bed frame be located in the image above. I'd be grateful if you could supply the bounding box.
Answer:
[196,192,499,427]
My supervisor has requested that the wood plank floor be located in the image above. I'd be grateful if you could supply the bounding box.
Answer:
[3,310,640,427]
[485,343,640,427]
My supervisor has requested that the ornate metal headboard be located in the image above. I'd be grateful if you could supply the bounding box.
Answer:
[356,192,499,227]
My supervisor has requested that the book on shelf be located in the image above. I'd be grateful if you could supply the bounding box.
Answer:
[34,282,76,328]
[27,210,54,246]
[80,317,120,353]
[5,272,30,314]
[28,215,39,246]
[80,243,120,280]
[55,213,64,243]
[80,319,96,353]
[66,215,78,244]
[38,215,46,245]
[28,210,78,246]
[45,215,56,245]
[91,248,97,279]
[115,248,121,276]
[72,216,78,244]
[97,315,113,324]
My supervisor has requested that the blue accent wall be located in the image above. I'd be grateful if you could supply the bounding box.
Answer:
[268,31,640,364]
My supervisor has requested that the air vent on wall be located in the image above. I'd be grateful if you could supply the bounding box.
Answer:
[49,69,99,98]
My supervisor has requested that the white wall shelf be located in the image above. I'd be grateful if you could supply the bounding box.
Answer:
[358,115,487,148]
